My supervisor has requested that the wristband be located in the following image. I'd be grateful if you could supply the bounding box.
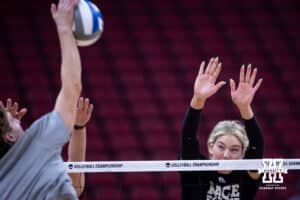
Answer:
[74,124,85,130]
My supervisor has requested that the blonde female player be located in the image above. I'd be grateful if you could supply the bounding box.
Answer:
[180,57,264,200]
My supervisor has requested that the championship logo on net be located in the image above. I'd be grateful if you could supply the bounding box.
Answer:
[258,159,288,190]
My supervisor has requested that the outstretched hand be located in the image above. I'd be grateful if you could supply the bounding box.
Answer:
[51,0,80,32]
[191,57,226,109]
[0,98,27,121]
[230,64,263,118]
[75,97,93,127]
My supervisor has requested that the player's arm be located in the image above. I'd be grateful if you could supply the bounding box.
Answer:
[230,64,264,180]
[51,0,82,132]
[68,97,93,196]
[181,57,226,159]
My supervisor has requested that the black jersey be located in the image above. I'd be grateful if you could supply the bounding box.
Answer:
[180,107,264,200]
[181,169,261,200]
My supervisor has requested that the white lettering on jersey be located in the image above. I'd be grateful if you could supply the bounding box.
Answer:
[207,182,240,200]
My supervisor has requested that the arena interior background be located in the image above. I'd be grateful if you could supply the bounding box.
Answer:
[0,0,299,199]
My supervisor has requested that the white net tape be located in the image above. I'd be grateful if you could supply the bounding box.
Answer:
[65,159,300,173]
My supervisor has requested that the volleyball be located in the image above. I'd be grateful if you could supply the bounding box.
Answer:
[73,0,104,47]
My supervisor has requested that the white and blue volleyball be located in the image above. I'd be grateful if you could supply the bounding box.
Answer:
[73,0,104,47]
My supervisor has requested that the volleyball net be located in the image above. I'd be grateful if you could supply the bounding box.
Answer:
[65,159,300,173]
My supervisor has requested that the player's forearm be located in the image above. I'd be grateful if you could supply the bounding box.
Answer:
[69,173,85,197]
[68,128,86,161]
[190,95,206,110]
[58,29,82,96]
[244,117,264,158]
[180,107,201,159]
[68,127,86,197]
[239,105,254,120]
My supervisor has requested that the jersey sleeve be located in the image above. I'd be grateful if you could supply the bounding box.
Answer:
[180,107,204,160]
[244,117,264,159]
[26,111,70,149]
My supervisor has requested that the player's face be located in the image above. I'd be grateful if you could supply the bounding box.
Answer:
[208,134,244,174]
[4,112,24,143]
[209,134,243,160]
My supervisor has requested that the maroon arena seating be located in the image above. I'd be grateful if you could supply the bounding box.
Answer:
[1,0,299,199]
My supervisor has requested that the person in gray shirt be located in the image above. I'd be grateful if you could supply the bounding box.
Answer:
[0,0,84,199]
[1,96,93,199]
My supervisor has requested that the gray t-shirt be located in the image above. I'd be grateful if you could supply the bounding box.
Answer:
[0,111,78,200]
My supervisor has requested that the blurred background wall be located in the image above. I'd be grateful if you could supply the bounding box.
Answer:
[0,0,299,199]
